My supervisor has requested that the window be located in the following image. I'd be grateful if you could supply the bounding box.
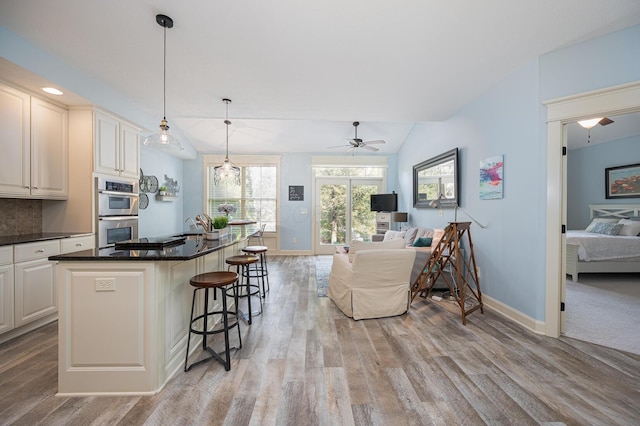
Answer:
[205,155,280,232]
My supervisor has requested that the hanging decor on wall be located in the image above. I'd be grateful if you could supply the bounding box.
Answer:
[479,155,504,200]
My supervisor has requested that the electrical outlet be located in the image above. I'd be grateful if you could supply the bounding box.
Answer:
[292,237,297,244]
[439,209,444,217]
[476,267,481,279]
[95,278,116,292]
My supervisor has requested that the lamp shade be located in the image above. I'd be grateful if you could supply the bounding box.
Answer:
[392,212,408,223]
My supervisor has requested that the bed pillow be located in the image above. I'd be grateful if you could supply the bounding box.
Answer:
[618,218,640,236]
[586,222,623,236]
[585,218,623,233]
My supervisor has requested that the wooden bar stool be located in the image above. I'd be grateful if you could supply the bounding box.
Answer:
[226,254,261,324]
[184,271,241,372]
[242,245,270,298]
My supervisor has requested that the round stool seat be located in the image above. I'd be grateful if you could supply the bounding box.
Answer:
[242,245,268,254]
[225,254,259,266]
[190,271,238,289]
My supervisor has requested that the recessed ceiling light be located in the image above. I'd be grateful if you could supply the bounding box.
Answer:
[42,87,63,95]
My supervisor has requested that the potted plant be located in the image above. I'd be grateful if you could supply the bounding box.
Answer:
[206,216,229,240]
[159,186,167,196]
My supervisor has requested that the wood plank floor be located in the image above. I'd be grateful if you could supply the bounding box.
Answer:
[1,255,639,425]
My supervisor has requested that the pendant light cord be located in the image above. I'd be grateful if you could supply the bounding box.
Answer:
[163,24,167,121]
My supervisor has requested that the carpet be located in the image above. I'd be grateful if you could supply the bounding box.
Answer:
[565,274,640,355]
[315,255,333,297]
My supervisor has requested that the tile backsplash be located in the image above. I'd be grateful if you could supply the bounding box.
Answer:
[0,199,43,236]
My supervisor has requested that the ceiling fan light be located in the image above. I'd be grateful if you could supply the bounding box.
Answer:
[578,117,603,129]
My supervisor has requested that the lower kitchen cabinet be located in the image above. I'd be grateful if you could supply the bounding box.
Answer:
[0,261,14,335]
[14,257,57,327]
[13,239,59,328]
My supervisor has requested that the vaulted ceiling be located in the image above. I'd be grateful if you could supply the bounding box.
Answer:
[1,0,639,155]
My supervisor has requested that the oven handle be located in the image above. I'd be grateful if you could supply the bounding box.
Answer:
[98,189,139,198]
[98,216,139,221]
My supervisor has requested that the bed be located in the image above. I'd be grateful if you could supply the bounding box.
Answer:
[565,204,640,281]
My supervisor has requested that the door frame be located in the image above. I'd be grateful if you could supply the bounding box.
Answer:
[544,80,640,337]
[313,177,383,255]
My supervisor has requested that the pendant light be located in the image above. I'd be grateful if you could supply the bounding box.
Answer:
[144,14,184,151]
[214,98,241,185]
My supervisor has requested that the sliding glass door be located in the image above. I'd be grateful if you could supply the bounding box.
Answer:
[315,178,382,254]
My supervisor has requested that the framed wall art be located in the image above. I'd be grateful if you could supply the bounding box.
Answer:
[479,155,504,200]
[606,163,640,199]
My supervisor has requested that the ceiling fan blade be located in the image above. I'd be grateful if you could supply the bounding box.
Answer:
[326,144,350,149]
[363,139,386,145]
[362,145,379,152]
[344,147,357,154]
[599,117,614,126]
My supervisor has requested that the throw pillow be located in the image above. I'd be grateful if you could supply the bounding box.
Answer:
[403,227,419,245]
[412,237,433,247]
[586,222,623,236]
[618,218,640,236]
[383,230,406,241]
[585,217,624,232]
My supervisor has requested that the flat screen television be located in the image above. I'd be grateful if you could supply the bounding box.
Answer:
[370,193,397,212]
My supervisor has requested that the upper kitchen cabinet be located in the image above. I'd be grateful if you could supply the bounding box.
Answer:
[0,83,68,199]
[94,110,140,179]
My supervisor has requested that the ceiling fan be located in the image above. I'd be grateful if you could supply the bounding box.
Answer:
[326,121,386,153]
[578,117,614,143]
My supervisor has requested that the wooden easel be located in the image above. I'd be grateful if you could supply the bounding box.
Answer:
[410,222,483,325]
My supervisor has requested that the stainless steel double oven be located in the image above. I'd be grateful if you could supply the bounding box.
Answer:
[96,177,139,248]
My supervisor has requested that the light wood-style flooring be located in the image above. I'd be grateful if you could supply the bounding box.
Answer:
[1,255,639,425]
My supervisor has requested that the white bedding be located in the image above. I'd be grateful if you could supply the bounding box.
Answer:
[566,230,640,261]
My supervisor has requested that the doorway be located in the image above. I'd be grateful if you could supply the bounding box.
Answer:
[314,178,382,254]
[544,80,640,338]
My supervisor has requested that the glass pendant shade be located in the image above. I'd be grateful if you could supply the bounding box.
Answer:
[144,118,184,151]
[144,14,183,151]
[214,99,240,185]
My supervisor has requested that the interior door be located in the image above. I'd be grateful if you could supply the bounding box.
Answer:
[314,178,382,254]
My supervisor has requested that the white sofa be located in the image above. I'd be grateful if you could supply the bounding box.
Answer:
[328,239,416,320]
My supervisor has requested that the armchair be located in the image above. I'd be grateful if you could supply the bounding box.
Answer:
[328,246,416,320]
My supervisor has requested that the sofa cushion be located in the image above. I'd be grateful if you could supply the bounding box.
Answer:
[348,238,405,262]
[383,230,406,241]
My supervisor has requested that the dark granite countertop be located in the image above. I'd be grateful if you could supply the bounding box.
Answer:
[49,226,258,262]
[0,232,93,247]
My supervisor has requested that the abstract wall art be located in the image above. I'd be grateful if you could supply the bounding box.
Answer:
[480,155,504,200]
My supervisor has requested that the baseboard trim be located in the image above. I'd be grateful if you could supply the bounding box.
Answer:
[271,249,314,256]
[483,295,546,335]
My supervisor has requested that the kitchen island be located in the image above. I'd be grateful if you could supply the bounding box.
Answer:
[50,226,258,396]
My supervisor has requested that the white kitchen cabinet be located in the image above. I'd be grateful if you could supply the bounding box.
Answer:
[0,247,14,335]
[0,82,68,199]
[13,240,60,328]
[94,110,140,179]
[0,83,31,196]
[60,235,95,253]
[30,97,69,198]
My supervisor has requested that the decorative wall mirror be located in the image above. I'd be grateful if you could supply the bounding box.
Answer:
[413,148,459,208]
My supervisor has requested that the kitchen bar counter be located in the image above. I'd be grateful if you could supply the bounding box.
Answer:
[0,232,92,247]
[54,225,259,396]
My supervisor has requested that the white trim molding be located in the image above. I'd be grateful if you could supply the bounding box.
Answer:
[543,80,640,338]
[483,295,546,335]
